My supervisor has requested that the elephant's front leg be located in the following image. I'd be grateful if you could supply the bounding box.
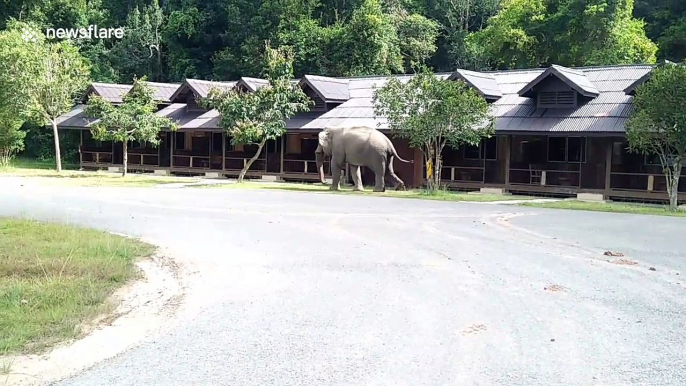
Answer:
[351,165,364,191]
[330,158,343,191]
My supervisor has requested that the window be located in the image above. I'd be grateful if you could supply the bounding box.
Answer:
[567,137,584,162]
[482,137,498,160]
[174,132,186,150]
[547,137,586,162]
[212,133,223,152]
[538,91,577,108]
[612,142,625,165]
[547,137,567,162]
[464,144,480,159]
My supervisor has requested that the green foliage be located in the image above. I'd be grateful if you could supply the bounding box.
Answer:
[626,62,686,210]
[468,0,657,69]
[109,1,165,81]
[0,119,25,167]
[341,0,403,76]
[205,44,311,181]
[374,67,493,189]
[86,79,177,175]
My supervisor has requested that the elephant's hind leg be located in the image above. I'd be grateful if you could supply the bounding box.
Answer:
[373,161,386,192]
[351,165,364,191]
[387,157,406,191]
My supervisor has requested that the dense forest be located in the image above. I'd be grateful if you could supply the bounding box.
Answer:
[1,0,684,83]
[1,0,684,161]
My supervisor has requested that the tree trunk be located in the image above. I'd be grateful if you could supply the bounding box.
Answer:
[51,119,62,172]
[122,139,128,177]
[433,152,442,189]
[666,158,682,211]
[238,139,267,183]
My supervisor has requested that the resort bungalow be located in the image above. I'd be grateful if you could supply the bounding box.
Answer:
[57,64,685,203]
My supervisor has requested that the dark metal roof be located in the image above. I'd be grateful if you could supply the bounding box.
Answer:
[59,64,654,135]
[55,105,98,128]
[299,75,350,102]
[623,72,651,95]
[518,65,600,98]
[141,82,182,103]
[237,77,269,92]
[448,69,502,100]
[303,65,650,134]
[85,83,132,104]
[169,79,238,102]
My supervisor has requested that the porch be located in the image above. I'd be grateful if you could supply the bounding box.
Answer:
[439,135,686,202]
[77,129,332,180]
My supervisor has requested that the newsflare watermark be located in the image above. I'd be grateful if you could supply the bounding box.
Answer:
[21,25,125,42]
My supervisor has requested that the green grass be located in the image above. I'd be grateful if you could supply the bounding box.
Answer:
[520,200,686,217]
[1,158,200,187]
[0,219,155,355]
[200,181,535,202]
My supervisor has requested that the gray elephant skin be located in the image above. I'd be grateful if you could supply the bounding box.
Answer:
[314,126,412,192]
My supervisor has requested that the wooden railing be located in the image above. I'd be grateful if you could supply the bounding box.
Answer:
[81,151,113,164]
[607,171,686,193]
[172,155,211,169]
[440,166,484,182]
[129,154,160,166]
[509,168,581,187]
[283,159,330,175]
[224,157,266,171]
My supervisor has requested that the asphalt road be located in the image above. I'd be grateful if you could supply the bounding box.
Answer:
[1,180,685,386]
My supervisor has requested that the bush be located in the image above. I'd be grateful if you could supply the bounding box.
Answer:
[20,123,80,164]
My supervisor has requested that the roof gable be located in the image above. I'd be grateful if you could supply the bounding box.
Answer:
[623,72,651,95]
[84,82,132,104]
[518,65,600,98]
[236,77,269,92]
[169,79,237,102]
[140,81,182,104]
[448,69,502,100]
[299,75,350,102]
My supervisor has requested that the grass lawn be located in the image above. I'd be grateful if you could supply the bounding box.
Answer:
[520,200,686,217]
[0,219,155,355]
[1,158,200,187]
[200,181,535,202]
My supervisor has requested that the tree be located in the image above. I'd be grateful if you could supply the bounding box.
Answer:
[0,21,30,166]
[467,0,657,69]
[0,20,89,172]
[205,43,311,182]
[86,79,178,176]
[0,119,25,167]
[109,1,166,81]
[374,68,493,189]
[626,63,686,211]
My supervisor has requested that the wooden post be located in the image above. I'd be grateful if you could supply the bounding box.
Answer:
[170,132,175,168]
[482,158,486,184]
[541,171,547,186]
[280,135,285,175]
[222,132,226,171]
[647,175,655,192]
[505,135,511,187]
[604,140,612,195]
[450,167,455,181]
[304,160,308,174]
[79,130,83,166]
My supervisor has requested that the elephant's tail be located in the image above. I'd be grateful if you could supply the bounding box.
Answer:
[389,146,413,164]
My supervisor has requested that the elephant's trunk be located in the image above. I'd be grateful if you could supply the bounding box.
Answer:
[315,149,326,184]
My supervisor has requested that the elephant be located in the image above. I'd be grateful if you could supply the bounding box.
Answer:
[315,126,412,192]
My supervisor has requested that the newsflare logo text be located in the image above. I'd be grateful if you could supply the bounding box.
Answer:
[21,25,125,42]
